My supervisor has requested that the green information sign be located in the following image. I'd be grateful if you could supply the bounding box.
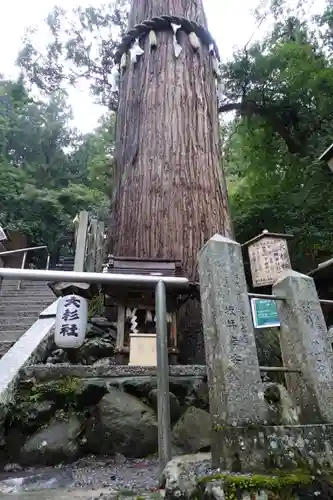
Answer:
[251,298,280,329]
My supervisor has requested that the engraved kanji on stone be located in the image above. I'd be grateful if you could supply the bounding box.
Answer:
[227,319,237,328]
[303,309,314,327]
[230,352,243,364]
[231,334,239,345]
[234,275,241,286]
[239,331,250,344]
[225,305,236,316]
[240,323,248,333]
[60,324,79,337]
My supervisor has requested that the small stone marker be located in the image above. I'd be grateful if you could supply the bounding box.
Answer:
[198,234,266,427]
[273,270,333,423]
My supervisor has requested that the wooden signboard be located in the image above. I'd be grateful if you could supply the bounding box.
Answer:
[129,333,157,366]
[248,236,291,287]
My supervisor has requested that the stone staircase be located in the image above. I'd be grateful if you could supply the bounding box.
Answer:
[56,256,75,271]
[0,280,55,358]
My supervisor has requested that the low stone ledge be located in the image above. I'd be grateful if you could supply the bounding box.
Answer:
[0,301,58,406]
[20,364,207,382]
[212,423,333,472]
[196,473,333,500]
[162,452,333,499]
[0,301,58,445]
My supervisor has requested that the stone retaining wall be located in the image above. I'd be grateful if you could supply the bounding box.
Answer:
[1,370,211,467]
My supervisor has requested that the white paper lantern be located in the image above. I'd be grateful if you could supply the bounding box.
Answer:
[54,294,88,349]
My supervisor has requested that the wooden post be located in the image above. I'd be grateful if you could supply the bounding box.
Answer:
[116,306,125,352]
[171,312,177,349]
[74,211,89,272]
[96,221,105,272]
[90,218,98,272]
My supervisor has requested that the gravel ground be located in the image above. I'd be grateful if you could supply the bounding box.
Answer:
[0,455,160,498]
[70,455,160,492]
[0,454,217,499]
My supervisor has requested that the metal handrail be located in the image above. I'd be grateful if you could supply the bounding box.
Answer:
[0,245,50,290]
[0,245,47,257]
[0,267,189,287]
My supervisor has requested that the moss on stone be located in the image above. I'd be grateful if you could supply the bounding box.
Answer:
[28,377,82,404]
[212,423,265,432]
[8,377,83,424]
[198,471,318,500]
[32,376,82,396]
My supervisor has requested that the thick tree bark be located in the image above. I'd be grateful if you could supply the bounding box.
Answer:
[109,0,232,282]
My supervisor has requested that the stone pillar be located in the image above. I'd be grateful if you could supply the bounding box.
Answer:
[273,270,333,424]
[198,234,266,428]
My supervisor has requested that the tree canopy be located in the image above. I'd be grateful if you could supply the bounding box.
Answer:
[222,0,333,271]
[1,0,333,273]
[0,77,112,261]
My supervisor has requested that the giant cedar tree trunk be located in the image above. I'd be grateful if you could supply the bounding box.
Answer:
[109,0,232,362]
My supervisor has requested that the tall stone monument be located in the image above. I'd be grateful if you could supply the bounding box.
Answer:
[198,234,333,472]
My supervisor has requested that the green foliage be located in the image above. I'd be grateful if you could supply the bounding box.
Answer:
[17,1,129,107]
[198,471,316,500]
[0,78,111,260]
[12,0,333,275]
[222,1,333,272]
[88,294,105,319]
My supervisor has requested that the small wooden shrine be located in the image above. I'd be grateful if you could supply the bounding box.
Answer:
[102,255,193,365]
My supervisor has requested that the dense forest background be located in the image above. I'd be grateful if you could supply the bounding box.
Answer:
[1,0,333,271]
[0,81,112,261]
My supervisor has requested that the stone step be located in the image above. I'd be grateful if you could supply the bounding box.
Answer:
[0,322,31,329]
[0,293,56,304]
[0,332,34,342]
[0,330,28,340]
[0,325,39,335]
[0,307,53,316]
[0,317,40,327]
[0,307,51,315]
[0,283,53,288]
[0,316,47,324]
[0,318,39,328]
[0,302,53,310]
[0,294,54,301]
[0,308,41,316]
[0,340,15,357]
[0,286,53,296]
[0,303,53,312]
[0,293,54,301]
[0,286,54,293]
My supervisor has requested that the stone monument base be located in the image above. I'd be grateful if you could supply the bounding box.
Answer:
[162,452,333,499]
[212,424,333,472]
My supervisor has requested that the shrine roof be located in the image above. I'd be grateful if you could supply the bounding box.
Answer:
[242,231,294,248]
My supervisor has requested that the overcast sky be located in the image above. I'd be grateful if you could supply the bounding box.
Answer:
[0,0,323,133]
